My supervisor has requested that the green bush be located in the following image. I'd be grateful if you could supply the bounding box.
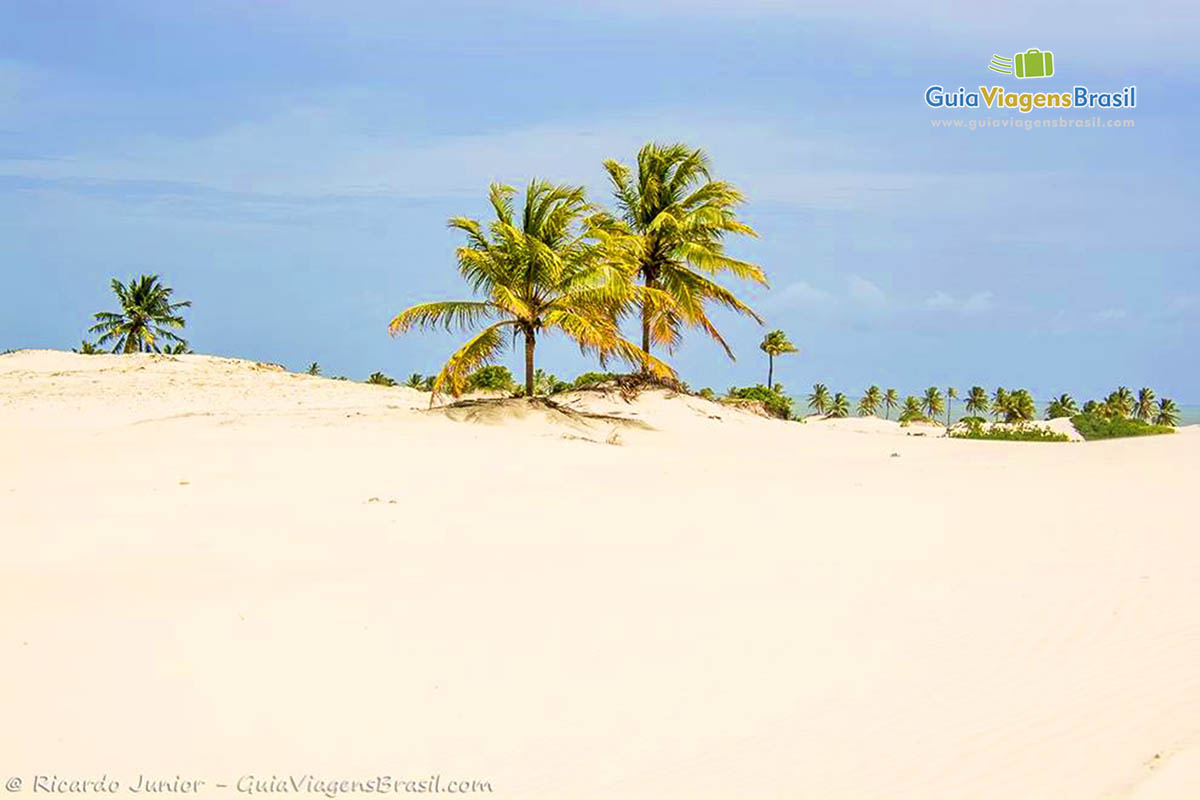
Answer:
[366,371,396,387]
[725,384,792,420]
[570,371,622,389]
[697,387,716,401]
[951,421,1068,442]
[465,365,516,393]
[1070,413,1174,441]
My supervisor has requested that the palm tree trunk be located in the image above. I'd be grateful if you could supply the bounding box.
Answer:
[640,301,652,374]
[524,329,535,397]
[767,354,774,390]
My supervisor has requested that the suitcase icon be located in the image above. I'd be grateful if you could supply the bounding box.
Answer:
[1014,48,1054,78]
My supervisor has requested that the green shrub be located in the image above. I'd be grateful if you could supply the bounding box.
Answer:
[1070,413,1174,441]
[950,422,1069,442]
[697,387,716,401]
[725,384,792,420]
[366,371,396,387]
[465,365,516,393]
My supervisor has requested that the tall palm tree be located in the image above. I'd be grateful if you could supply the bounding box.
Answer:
[759,330,798,390]
[389,181,668,398]
[857,385,882,417]
[991,387,1010,422]
[827,392,850,418]
[965,386,989,418]
[1154,397,1180,427]
[1046,393,1078,419]
[882,388,899,420]
[90,274,191,354]
[807,383,831,416]
[1134,387,1156,421]
[945,386,958,427]
[601,142,766,369]
[921,386,945,422]
[1106,387,1134,418]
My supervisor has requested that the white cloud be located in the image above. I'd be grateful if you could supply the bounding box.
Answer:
[768,280,835,311]
[924,290,993,316]
[848,275,887,309]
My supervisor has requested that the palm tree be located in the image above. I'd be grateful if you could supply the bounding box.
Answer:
[899,395,925,423]
[601,142,766,369]
[163,343,192,354]
[1106,386,1134,418]
[1134,387,1156,421]
[991,387,1010,422]
[807,383,831,416]
[759,330,798,390]
[367,372,396,387]
[90,275,191,353]
[404,373,425,389]
[306,362,321,376]
[857,385,882,417]
[827,392,850,418]
[1005,389,1036,422]
[1154,397,1180,427]
[945,386,958,427]
[921,386,945,422]
[1046,393,1078,419]
[74,340,101,355]
[882,388,899,420]
[965,386,988,418]
[389,181,667,398]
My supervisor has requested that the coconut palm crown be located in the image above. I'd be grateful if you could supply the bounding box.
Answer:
[858,385,882,417]
[600,142,767,367]
[808,383,831,416]
[89,274,191,354]
[389,180,671,399]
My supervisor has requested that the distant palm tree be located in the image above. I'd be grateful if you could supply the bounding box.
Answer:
[808,383,831,416]
[921,386,945,422]
[1134,387,1156,421]
[74,340,101,355]
[965,386,988,418]
[945,386,958,427]
[1154,398,1180,427]
[857,385,882,417]
[404,373,425,389]
[163,343,192,354]
[991,387,1010,421]
[1005,389,1036,422]
[827,392,850,418]
[307,362,321,376]
[899,395,925,423]
[1106,386,1134,418]
[367,372,396,387]
[90,275,191,353]
[882,388,899,420]
[601,142,766,369]
[759,330,798,390]
[1082,399,1101,415]
[1046,393,1078,419]
[389,181,667,397]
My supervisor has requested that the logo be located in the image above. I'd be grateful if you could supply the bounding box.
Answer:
[989,49,1055,79]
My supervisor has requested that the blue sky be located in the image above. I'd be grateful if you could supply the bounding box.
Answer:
[2,0,1197,402]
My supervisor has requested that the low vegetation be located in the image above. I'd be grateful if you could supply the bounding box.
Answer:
[1070,413,1175,441]
[724,384,792,420]
[950,421,1069,442]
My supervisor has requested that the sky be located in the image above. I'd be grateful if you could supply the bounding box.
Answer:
[2,0,1198,402]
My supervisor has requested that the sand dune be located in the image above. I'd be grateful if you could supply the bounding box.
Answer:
[3,350,1199,799]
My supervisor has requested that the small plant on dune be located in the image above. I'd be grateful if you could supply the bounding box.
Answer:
[307,362,322,376]
[898,395,928,424]
[570,371,622,389]
[464,365,517,393]
[163,343,192,354]
[921,386,944,422]
[882,388,899,420]
[697,387,716,401]
[759,329,798,390]
[857,385,881,417]
[807,382,831,416]
[90,274,191,354]
[1071,412,1174,440]
[404,373,425,389]
[826,392,850,419]
[389,180,669,399]
[1046,393,1078,419]
[725,384,792,420]
[950,422,1069,442]
[1154,397,1180,427]
[965,386,988,418]
[74,340,102,355]
[367,371,397,387]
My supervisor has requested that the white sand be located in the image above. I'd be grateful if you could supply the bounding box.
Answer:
[3,350,1199,799]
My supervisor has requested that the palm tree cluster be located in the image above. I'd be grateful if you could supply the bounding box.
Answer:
[1077,386,1180,426]
[806,382,904,420]
[90,275,191,354]
[389,142,765,399]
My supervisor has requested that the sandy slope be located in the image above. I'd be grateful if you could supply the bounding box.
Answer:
[3,350,1199,799]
